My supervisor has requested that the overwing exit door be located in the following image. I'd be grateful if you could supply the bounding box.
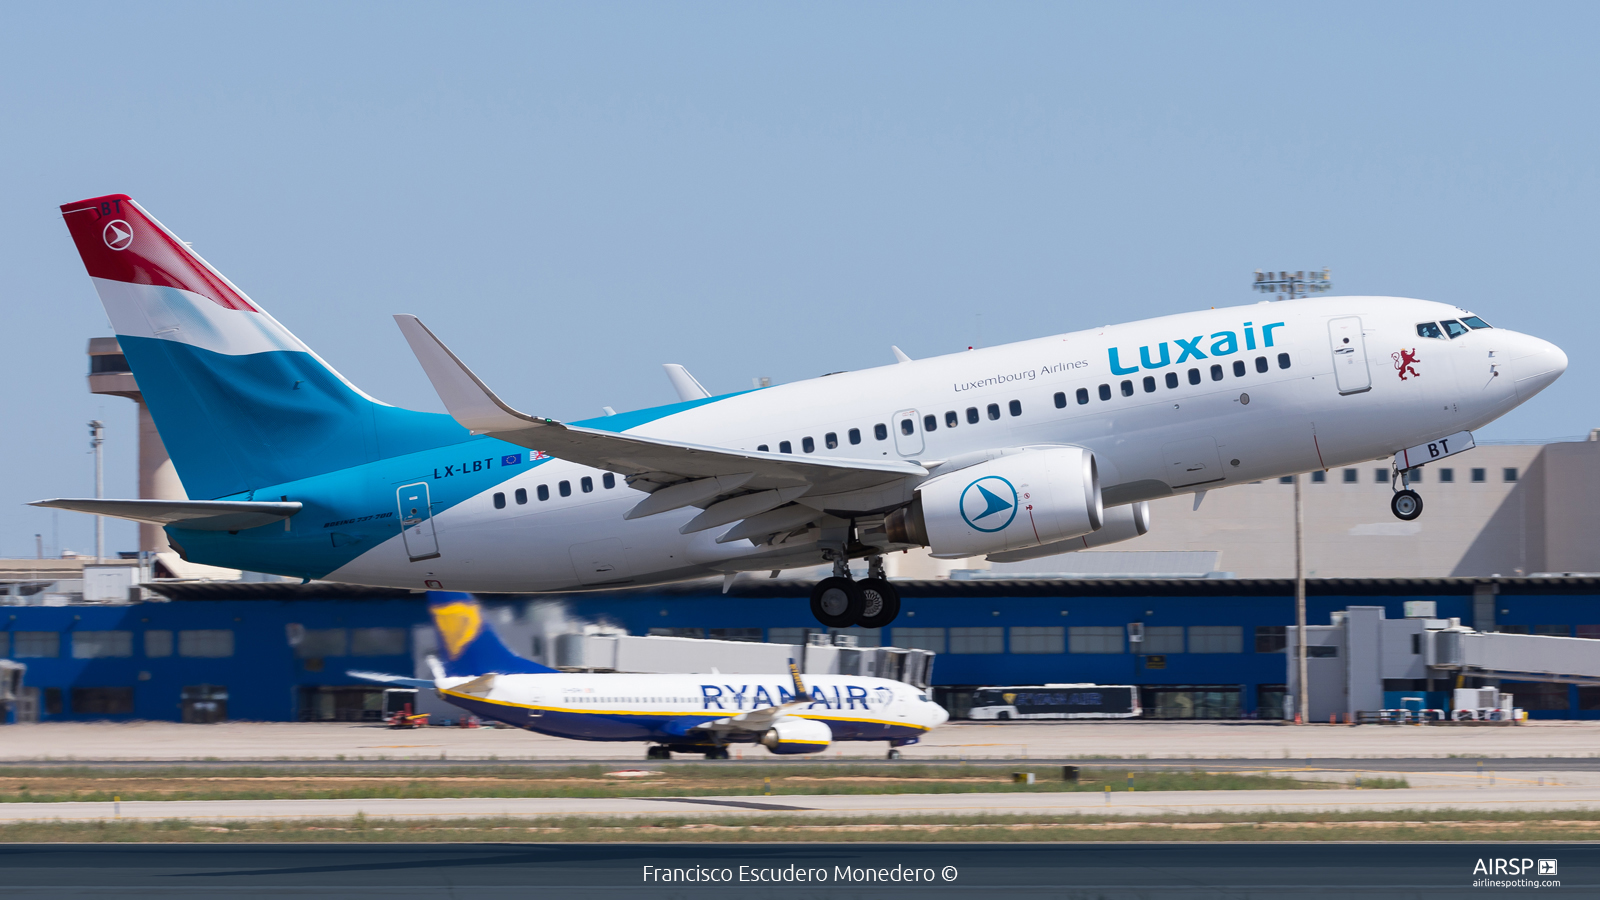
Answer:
[1328,316,1372,395]
[892,409,924,456]
[397,482,440,561]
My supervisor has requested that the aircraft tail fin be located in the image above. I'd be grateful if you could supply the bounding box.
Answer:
[58,194,466,500]
[428,592,557,677]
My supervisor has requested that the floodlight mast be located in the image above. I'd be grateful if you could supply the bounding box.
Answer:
[1252,268,1330,725]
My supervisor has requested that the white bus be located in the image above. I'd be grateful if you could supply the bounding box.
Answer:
[967,684,1141,720]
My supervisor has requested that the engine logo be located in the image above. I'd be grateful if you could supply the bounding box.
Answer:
[960,476,1018,532]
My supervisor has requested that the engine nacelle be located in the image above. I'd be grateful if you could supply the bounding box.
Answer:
[986,501,1150,563]
[759,716,832,755]
[887,447,1102,559]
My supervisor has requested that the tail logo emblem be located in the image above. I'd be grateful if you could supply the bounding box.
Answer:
[431,601,482,660]
[102,220,134,251]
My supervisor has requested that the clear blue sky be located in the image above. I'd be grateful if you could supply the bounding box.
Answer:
[3,2,1596,557]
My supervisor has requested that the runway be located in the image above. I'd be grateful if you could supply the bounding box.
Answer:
[4,783,1599,823]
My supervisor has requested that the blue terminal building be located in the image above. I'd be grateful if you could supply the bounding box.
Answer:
[4,577,1600,723]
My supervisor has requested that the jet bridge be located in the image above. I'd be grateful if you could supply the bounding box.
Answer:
[1429,629,1600,685]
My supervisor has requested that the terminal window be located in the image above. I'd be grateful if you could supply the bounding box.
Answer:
[1009,626,1064,654]
[1577,625,1600,639]
[1342,468,1358,483]
[1374,468,1388,483]
[1580,686,1600,710]
[1068,626,1124,654]
[179,629,234,658]
[1534,625,1571,637]
[1188,626,1243,654]
[648,628,705,639]
[351,627,407,656]
[949,627,1003,654]
[1142,626,1184,654]
[708,628,762,643]
[1255,626,1287,652]
[296,629,347,658]
[13,632,59,658]
[0,633,7,657]
[1438,468,1455,483]
[1504,467,1519,482]
[766,627,813,645]
[144,630,173,658]
[71,630,132,659]
[1141,685,1242,719]
[890,628,946,654]
[1472,468,1487,482]
[1506,682,1569,711]
[71,687,133,715]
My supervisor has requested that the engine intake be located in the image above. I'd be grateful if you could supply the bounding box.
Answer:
[887,447,1102,559]
[759,716,832,755]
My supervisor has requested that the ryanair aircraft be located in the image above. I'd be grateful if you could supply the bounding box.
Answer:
[353,596,948,759]
[42,194,1567,629]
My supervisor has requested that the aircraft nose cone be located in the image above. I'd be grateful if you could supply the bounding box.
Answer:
[930,702,950,727]
[1513,334,1568,399]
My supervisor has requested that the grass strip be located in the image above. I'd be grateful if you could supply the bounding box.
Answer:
[0,809,1591,843]
[0,764,1402,802]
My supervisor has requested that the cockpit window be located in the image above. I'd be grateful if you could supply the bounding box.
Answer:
[917,694,929,702]
[1442,319,1470,338]
[1416,322,1445,339]
[1462,315,1492,329]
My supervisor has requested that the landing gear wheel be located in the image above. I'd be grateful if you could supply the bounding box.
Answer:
[704,746,730,760]
[1391,490,1423,521]
[854,578,902,629]
[886,748,902,760]
[646,746,671,760]
[810,577,865,628]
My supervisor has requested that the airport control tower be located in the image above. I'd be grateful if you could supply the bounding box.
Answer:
[86,337,184,553]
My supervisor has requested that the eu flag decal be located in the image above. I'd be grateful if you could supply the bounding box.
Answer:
[501,454,522,466]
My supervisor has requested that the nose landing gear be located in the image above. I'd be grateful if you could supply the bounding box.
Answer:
[1390,467,1424,521]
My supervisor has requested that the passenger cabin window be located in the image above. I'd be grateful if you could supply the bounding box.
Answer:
[537,484,550,501]
[1210,364,1223,381]
[923,414,937,432]
[1278,353,1291,369]
[848,428,861,445]
[987,403,1001,420]
[558,480,571,497]
[825,432,838,449]
[874,423,888,441]
[1255,356,1268,373]
[757,444,768,452]
[900,419,915,436]
[1165,372,1179,389]
[581,476,593,492]
[1462,315,1492,329]
[603,473,615,489]
[1053,392,1066,409]
[493,492,506,509]
[1142,376,1156,393]
[515,488,527,504]
[1442,319,1470,338]
[966,407,979,424]
[945,410,959,427]
[1416,322,1445,339]
[1076,388,1089,405]
[779,440,793,453]
[1120,380,1134,397]
[1232,360,1246,377]
[1098,384,1111,401]
[1187,368,1200,385]
[802,436,815,453]
[1008,399,1022,416]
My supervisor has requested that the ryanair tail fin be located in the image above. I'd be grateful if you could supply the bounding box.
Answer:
[58,194,468,500]
[428,593,556,677]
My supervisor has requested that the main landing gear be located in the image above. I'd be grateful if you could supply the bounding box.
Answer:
[1389,468,1424,521]
[809,554,901,629]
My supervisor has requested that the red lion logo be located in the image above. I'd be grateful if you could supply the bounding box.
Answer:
[1392,348,1420,380]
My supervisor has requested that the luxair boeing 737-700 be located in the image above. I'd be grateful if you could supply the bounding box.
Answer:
[39,194,1568,629]
[350,595,949,759]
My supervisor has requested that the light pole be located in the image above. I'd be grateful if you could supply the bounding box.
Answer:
[89,420,104,564]
[1253,268,1332,724]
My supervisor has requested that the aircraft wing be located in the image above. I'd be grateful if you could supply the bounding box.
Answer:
[699,699,813,735]
[28,498,301,532]
[395,315,927,524]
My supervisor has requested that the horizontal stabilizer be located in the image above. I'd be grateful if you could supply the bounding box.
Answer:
[347,670,434,689]
[30,498,301,531]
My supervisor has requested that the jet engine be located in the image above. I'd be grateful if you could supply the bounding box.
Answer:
[759,716,832,755]
[985,501,1150,563]
[886,447,1102,559]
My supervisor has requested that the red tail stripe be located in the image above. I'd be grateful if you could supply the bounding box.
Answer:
[59,194,256,313]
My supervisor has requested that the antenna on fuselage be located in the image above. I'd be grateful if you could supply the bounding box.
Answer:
[1252,268,1332,300]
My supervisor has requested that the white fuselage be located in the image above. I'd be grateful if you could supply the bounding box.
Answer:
[328,296,1566,592]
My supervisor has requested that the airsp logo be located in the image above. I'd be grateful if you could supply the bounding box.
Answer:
[959,476,1017,533]
[102,219,134,251]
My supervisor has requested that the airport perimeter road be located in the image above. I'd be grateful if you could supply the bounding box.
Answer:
[8,720,1600,761]
[4,785,1600,823]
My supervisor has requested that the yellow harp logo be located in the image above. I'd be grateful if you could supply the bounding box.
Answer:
[431,602,481,660]
[1003,692,1017,705]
